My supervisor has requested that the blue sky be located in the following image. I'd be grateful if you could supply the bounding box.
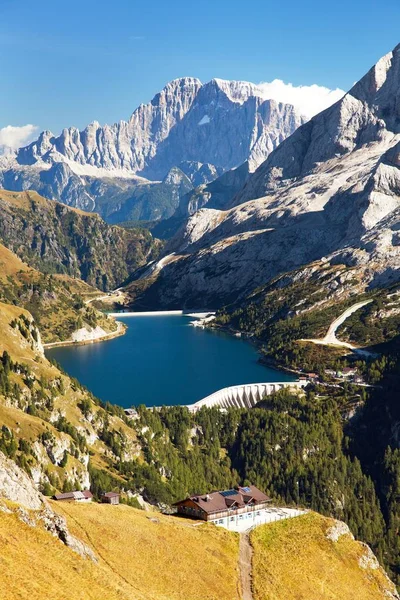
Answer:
[0,0,399,138]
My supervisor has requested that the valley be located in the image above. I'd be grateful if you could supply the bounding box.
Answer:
[0,29,399,600]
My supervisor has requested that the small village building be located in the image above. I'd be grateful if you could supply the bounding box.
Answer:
[339,367,358,378]
[53,490,93,502]
[124,408,138,419]
[101,491,120,505]
[306,373,318,381]
[324,369,336,377]
[174,485,271,529]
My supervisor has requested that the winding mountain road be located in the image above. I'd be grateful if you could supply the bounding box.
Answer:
[84,288,125,305]
[301,299,374,355]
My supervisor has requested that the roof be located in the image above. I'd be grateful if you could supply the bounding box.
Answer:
[54,490,92,500]
[102,492,120,498]
[174,485,270,515]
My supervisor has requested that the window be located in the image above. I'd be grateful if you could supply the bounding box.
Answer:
[230,517,235,522]
[219,519,224,524]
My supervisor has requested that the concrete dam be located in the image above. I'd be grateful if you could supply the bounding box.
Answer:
[188,381,307,412]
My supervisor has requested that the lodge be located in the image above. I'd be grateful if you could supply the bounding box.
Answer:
[174,485,270,528]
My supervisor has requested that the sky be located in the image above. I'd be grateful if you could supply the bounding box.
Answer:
[0,0,399,148]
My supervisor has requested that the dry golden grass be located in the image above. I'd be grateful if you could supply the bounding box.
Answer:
[0,302,46,366]
[0,403,49,441]
[0,508,130,600]
[0,243,32,280]
[53,502,240,600]
[251,512,396,600]
[1,500,240,600]
[53,274,99,298]
[0,501,240,600]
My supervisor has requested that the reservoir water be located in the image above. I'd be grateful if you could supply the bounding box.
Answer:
[46,315,295,408]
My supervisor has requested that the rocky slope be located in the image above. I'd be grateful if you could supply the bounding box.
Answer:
[0,78,304,220]
[0,190,160,290]
[127,43,400,308]
[152,162,252,239]
[0,452,96,561]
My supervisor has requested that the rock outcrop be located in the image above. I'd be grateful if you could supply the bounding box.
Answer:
[326,519,399,599]
[0,451,44,510]
[0,452,96,561]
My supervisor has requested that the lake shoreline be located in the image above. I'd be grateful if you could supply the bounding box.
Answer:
[43,309,214,350]
[46,313,294,408]
[206,321,305,378]
[44,321,126,349]
[108,309,215,318]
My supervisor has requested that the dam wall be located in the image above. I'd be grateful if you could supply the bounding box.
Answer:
[188,380,307,412]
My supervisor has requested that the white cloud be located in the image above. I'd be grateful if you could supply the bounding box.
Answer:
[257,79,345,119]
[0,124,38,152]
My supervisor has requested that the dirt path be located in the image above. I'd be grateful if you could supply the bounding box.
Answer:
[239,533,254,600]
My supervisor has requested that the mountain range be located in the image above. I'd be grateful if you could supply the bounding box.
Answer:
[0,78,304,222]
[129,43,400,308]
[1,41,400,600]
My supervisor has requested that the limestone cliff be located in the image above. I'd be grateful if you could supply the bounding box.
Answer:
[0,78,304,220]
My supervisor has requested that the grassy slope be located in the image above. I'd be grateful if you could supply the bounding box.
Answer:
[251,513,396,600]
[0,189,161,290]
[0,242,118,343]
[1,502,395,600]
[0,188,92,214]
[0,301,139,488]
[0,507,128,600]
[0,502,240,600]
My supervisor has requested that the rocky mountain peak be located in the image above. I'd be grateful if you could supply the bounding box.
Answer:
[350,44,400,113]
[206,78,266,104]
[234,43,400,205]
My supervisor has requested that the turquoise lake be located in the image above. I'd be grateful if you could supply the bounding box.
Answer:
[46,315,295,408]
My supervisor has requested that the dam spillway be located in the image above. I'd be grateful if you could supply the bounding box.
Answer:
[188,381,307,412]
